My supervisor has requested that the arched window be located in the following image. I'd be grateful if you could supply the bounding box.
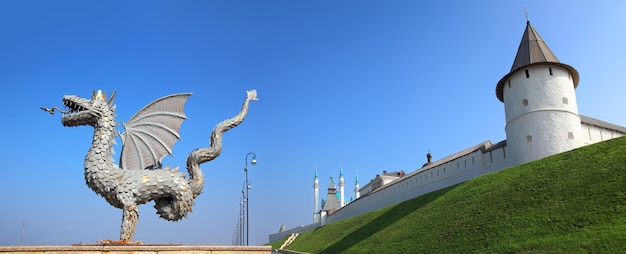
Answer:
[526,135,533,143]
[568,132,574,140]
[562,97,569,105]
[523,99,529,106]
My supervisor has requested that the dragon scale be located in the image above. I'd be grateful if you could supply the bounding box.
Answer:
[48,89,257,242]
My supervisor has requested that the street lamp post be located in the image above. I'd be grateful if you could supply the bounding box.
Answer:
[240,189,245,245]
[244,152,257,246]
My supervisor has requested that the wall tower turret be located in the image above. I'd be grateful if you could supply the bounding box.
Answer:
[496,21,583,165]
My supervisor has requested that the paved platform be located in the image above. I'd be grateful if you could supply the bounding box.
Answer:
[0,245,272,254]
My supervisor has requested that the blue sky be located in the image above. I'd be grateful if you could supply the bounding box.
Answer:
[1,1,625,246]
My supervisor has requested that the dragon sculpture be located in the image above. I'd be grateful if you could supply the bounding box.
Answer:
[42,89,257,243]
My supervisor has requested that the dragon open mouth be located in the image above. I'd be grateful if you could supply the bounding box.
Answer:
[62,98,88,116]
[41,98,89,116]
[53,95,97,126]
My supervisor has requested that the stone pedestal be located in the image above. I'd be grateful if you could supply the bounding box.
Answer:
[0,245,271,254]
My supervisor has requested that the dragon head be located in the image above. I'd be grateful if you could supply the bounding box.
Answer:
[60,90,116,127]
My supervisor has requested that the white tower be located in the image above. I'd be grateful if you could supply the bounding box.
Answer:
[496,21,583,165]
[354,172,360,199]
[339,164,345,207]
[313,167,319,223]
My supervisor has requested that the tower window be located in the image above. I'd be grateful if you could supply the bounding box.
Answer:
[549,67,553,76]
[525,69,529,78]
[508,80,511,88]
[563,97,569,105]
[568,132,574,139]
[526,135,533,143]
[522,99,528,106]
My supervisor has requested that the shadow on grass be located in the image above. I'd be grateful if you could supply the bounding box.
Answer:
[320,183,462,253]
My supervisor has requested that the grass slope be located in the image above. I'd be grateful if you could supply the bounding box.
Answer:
[274,136,626,253]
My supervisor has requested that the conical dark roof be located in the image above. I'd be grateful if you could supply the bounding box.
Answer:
[510,21,560,70]
[496,21,579,102]
[322,177,341,212]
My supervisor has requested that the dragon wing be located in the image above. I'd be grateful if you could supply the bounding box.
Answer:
[119,93,192,170]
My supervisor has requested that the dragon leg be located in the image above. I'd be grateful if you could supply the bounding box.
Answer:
[120,204,139,242]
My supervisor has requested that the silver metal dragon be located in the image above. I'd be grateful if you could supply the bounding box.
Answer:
[42,89,257,243]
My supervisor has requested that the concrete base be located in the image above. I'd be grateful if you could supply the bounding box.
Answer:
[0,245,271,254]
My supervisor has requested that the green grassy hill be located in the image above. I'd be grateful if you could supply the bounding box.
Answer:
[271,136,626,253]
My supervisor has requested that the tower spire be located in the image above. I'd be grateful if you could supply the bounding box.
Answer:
[339,161,344,177]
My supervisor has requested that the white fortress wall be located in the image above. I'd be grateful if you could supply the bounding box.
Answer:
[327,141,512,224]
[581,116,626,145]
[478,141,514,174]
[268,222,321,243]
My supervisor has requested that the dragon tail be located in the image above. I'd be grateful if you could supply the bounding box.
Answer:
[154,90,257,221]
[186,89,258,198]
